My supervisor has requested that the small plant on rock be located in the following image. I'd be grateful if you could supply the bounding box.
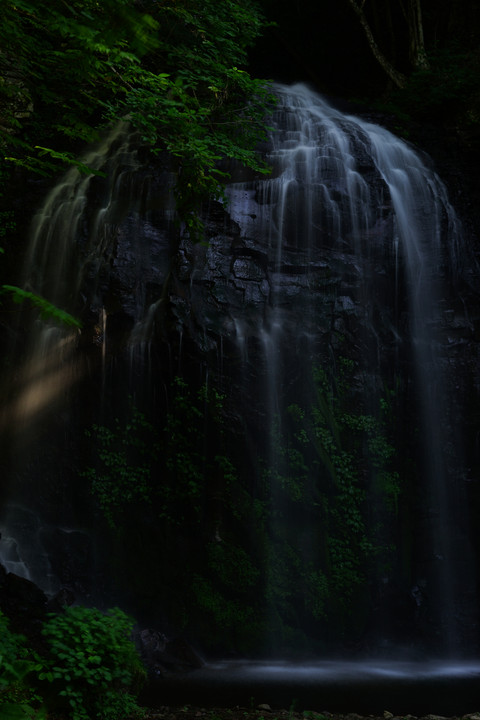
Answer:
[0,610,46,720]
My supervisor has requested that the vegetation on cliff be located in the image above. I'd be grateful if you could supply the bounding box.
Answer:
[1,0,273,234]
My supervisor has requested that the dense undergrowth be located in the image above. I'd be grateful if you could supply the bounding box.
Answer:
[0,606,146,720]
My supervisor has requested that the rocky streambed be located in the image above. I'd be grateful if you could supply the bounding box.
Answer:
[141,708,480,720]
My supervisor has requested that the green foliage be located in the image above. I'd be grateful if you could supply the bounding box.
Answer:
[83,406,157,529]
[0,702,45,720]
[81,379,266,645]
[192,574,256,632]
[192,533,266,649]
[0,158,83,328]
[160,376,238,523]
[207,541,259,591]
[163,377,206,517]
[3,140,109,178]
[1,285,82,328]
[0,606,145,720]
[1,0,274,233]
[0,611,25,690]
[264,539,330,624]
[0,162,16,245]
[41,606,146,720]
[0,206,15,240]
[83,378,237,529]
[264,359,400,624]
[81,367,400,650]
[34,146,107,176]
[0,611,46,719]
[369,44,480,131]
[404,45,480,117]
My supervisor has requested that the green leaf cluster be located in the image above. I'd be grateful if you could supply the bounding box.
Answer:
[83,406,157,529]
[83,378,236,529]
[192,574,257,635]
[0,158,83,328]
[0,611,45,720]
[0,606,145,720]
[1,285,82,328]
[0,611,45,719]
[1,0,274,232]
[262,360,400,626]
[40,606,145,720]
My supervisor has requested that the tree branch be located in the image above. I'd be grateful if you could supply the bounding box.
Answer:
[346,0,407,88]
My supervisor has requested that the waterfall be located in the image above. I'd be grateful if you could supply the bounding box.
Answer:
[224,82,472,654]
[0,82,477,657]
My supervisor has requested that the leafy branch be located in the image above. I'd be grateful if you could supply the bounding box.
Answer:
[1,0,274,233]
[1,285,82,327]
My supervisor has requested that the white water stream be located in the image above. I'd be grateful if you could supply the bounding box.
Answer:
[225,82,468,652]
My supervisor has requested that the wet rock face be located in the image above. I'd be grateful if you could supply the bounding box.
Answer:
[165,98,459,391]
[158,91,473,470]
[169,194,402,386]
[163,102,479,400]
[0,563,48,648]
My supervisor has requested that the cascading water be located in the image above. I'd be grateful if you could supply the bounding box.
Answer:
[224,83,472,655]
[0,82,478,667]
[0,123,174,597]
